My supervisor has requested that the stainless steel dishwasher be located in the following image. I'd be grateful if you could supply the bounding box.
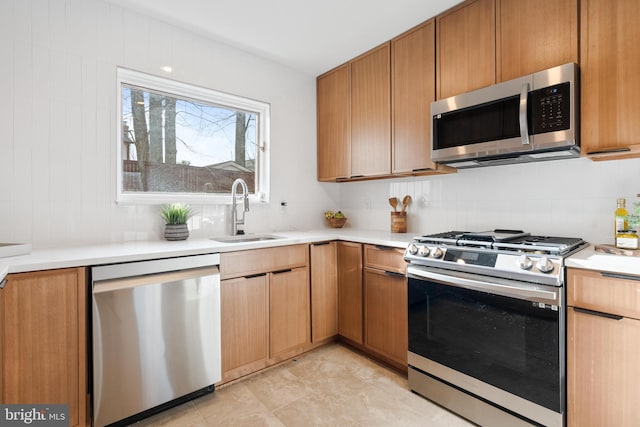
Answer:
[91,254,221,427]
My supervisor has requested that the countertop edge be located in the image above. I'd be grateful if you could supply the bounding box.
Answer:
[0,229,415,275]
[566,245,640,276]
[3,235,639,278]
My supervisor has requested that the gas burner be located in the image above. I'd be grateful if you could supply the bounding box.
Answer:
[405,229,588,287]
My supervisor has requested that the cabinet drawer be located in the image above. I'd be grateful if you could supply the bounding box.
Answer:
[568,268,640,320]
[221,244,309,279]
[363,244,406,274]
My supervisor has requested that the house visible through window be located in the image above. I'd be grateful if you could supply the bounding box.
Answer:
[117,68,270,204]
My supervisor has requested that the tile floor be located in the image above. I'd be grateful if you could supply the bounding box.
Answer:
[134,343,474,426]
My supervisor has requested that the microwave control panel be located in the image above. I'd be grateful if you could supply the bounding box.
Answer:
[529,82,571,134]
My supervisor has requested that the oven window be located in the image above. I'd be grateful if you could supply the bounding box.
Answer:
[408,277,561,412]
[433,95,520,149]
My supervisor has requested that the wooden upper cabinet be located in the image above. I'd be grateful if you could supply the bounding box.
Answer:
[317,64,351,181]
[350,43,391,177]
[496,0,578,82]
[437,0,496,100]
[580,0,640,160]
[392,20,438,174]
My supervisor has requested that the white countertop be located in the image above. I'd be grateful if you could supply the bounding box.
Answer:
[0,229,414,281]
[566,244,640,276]
[3,231,636,283]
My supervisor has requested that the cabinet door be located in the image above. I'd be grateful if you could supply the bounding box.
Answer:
[3,268,87,427]
[392,20,438,174]
[580,0,640,159]
[269,267,310,357]
[437,0,496,99]
[363,268,408,367]
[317,64,351,181]
[221,275,269,380]
[496,0,578,82]
[310,242,338,343]
[0,280,3,402]
[221,244,308,280]
[567,307,640,426]
[337,242,363,344]
[350,43,391,177]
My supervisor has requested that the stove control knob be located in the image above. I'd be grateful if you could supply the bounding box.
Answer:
[418,246,430,257]
[536,257,554,273]
[431,247,443,259]
[518,255,533,270]
[408,244,419,255]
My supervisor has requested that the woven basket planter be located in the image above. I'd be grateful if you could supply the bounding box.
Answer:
[164,223,189,241]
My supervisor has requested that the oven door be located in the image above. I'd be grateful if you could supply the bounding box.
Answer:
[407,265,564,426]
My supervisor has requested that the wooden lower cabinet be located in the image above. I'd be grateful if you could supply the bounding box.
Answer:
[337,241,363,344]
[1,268,87,427]
[363,267,407,368]
[220,274,269,381]
[567,268,640,426]
[270,267,311,357]
[220,245,311,383]
[568,307,640,426]
[310,242,338,343]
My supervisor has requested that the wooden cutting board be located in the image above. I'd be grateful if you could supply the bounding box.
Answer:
[594,244,640,257]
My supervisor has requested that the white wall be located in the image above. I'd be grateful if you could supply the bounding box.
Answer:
[338,157,640,245]
[0,0,338,248]
[1,0,636,250]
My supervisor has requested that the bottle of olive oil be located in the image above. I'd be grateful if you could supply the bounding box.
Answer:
[614,198,628,242]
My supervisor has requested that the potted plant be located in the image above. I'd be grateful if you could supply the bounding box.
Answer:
[160,203,194,241]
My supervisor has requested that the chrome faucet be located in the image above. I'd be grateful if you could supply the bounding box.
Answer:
[231,178,249,235]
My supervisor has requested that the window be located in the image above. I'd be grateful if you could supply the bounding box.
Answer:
[116,68,270,204]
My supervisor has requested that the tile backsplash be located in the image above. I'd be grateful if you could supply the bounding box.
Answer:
[338,157,640,245]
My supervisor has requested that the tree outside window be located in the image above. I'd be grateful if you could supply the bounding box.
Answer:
[116,68,270,204]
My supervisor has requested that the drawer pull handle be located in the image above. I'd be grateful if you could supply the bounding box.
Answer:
[384,271,405,278]
[375,245,394,251]
[0,278,6,289]
[586,147,631,155]
[244,273,267,279]
[574,307,623,320]
[272,269,293,275]
[601,272,640,282]
[312,241,331,246]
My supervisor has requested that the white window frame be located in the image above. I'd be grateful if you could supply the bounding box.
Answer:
[116,67,270,205]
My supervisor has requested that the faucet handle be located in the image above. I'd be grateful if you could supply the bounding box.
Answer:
[244,194,250,212]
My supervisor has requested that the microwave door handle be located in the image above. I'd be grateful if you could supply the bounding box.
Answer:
[519,83,530,145]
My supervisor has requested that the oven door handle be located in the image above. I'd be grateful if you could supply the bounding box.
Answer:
[407,266,560,305]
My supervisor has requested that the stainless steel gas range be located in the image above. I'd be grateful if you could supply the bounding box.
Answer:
[405,230,587,427]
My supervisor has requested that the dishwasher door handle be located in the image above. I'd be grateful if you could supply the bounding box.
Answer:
[93,266,219,294]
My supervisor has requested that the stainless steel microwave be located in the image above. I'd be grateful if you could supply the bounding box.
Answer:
[431,63,579,168]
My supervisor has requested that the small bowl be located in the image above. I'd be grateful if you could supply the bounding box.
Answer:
[327,217,347,228]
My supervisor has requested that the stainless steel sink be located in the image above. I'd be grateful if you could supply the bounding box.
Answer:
[210,234,284,244]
